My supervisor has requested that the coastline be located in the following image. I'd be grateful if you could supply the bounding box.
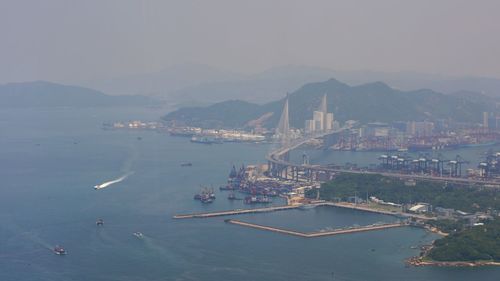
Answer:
[406,240,500,267]
[407,257,500,267]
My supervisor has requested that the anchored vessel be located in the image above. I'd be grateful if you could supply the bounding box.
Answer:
[193,187,216,204]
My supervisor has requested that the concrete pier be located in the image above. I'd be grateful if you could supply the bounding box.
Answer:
[226,219,407,238]
[172,205,300,219]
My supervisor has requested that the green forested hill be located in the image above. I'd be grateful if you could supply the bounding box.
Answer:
[428,219,500,262]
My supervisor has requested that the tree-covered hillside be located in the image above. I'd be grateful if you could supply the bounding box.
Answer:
[428,219,500,262]
[309,173,500,213]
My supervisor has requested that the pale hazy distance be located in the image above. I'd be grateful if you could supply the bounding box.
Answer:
[1,0,500,84]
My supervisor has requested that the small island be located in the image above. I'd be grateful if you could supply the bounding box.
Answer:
[307,173,500,266]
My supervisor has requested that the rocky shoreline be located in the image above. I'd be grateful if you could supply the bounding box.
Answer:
[407,257,500,267]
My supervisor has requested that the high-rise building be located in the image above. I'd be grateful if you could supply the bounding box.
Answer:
[304,93,335,133]
[305,120,315,133]
[313,111,324,131]
[483,112,499,130]
[483,112,490,128]
[325,113,334,130]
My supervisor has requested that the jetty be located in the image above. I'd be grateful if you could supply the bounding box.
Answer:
[226,219,408,238]
[172,205,299,219]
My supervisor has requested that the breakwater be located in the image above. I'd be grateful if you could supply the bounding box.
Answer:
[226,219,407,238]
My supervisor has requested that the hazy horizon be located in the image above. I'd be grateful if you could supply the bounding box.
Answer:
[2,0,500,84]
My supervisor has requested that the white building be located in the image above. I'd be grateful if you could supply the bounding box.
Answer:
[325,113,334,131]
[313,111,324,131]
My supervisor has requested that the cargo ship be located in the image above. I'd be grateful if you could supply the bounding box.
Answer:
[190,136,222,144]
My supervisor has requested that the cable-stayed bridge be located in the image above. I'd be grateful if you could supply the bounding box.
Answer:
[266,95,500,187]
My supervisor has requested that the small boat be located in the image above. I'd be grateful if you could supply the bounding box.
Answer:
[132,232,143,239]
[96,218,104,226]
[53,245,67,255]
[181,162,193,167]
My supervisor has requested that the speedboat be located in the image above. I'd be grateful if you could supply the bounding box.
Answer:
[53,245,67,255]
[96,219,104,226]
[132,232,143,239]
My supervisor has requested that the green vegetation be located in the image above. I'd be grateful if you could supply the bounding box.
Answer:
[427,219,500,262]
[427,219,467,234]
[309,173,500,213]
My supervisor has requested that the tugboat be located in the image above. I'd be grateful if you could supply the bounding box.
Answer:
[53,245,67,255]
[194,187,216,203]
[96,218,104,226]
[132,232,143,239]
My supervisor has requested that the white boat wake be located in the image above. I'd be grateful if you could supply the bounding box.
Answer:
[94,172,134,190]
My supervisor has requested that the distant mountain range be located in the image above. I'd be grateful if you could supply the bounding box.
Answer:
[82,64,500,104]
[163,78,496,129]
[0,81,155,108]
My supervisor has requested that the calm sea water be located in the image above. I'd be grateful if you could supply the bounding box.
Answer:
[1,107,499,281]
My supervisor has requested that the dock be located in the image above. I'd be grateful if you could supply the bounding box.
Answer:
[226,219,408,238]
[172,205,300,219]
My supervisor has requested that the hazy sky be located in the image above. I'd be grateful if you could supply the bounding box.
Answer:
[1,0,500,83]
